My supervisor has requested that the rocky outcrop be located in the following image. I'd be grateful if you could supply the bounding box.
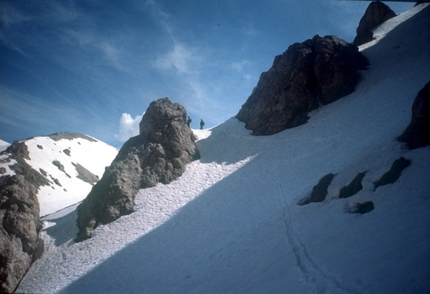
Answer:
[398,81,430,149]
[353,1,396,46]
[374,157,411,190]
[236,35,369,136]
[339,172,366,198]
[76,98,200,242]
[0,142,48,293]
[299,173,335,205]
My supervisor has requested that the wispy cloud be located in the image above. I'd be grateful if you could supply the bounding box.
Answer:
[115,113,144,142]
[0,2,31,27]
[154,43,197,74]
[0,86,85,131]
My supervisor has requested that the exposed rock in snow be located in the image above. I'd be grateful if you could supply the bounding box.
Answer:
[6,140,31,160]
[398,80,430,149]
[76,98,200,242]
[236,35,369,136]
[373,157,411,190]
[339,171,366,198]
[345,201,375,214]
[299,173,335,205]
[353,1,396,46]
[48,132,97,142]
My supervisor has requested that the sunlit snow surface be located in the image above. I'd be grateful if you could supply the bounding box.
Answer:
[18,4,430,293]
[0,134,118,216]
[0,139,10,152]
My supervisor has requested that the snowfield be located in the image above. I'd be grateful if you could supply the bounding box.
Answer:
[0,139,9,152]
[0,133,118,216]
[17,4,430,293]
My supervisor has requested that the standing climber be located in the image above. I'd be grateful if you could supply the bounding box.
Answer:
[186,116,192,127]
[200,119,205,130]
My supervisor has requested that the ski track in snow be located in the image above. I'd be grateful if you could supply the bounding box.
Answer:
[267,165,358,294]
[16,4,430,293]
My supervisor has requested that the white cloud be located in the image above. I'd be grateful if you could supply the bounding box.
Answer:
[231,60,251,72]
[115,113,144,142]
[154,43,196,74]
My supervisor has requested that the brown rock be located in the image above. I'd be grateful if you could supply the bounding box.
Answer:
[0,142,47,292]
[353,2,396,46]
[236,35,368,136]
[76,98,200,242]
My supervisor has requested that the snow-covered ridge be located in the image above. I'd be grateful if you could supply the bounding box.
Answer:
[0,133,118,216]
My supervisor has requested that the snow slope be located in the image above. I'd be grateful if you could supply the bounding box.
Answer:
[17,4,430,293]
[0,133,118,216]
[0,139,9,152]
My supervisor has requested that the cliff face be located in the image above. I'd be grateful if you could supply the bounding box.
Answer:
[236,35,369,136]
[0,142,46,293]
[76,98,200,242]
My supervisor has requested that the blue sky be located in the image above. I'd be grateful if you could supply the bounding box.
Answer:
[0,0,412,147]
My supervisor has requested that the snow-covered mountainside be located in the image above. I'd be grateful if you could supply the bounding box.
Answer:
[0,133,118,216]
[17,4,430,293]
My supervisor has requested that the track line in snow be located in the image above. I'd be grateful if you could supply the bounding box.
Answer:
[268,167,359,294]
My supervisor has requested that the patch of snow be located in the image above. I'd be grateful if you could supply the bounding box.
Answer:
[0,154,17,176]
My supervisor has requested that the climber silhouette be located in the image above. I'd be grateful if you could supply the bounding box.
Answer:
[200,119,205,130]
[186,116,192,127]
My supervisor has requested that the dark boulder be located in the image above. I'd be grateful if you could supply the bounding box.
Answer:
[236,35,368,136]
[374,157,411,190]
[339,171,366,198]
[353,1,396,46]
[76,98,200,242]
[398,81,430,149]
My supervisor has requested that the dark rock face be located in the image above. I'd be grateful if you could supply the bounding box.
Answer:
[398,81,430,149]
[299,173,335,205]
[339,172,366,198]
[353,1,396,46]
[76,98,200,242]
[0,142,48,293]
[374,157,411,190]
[236,35,369,136]
[6,140,31,160]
